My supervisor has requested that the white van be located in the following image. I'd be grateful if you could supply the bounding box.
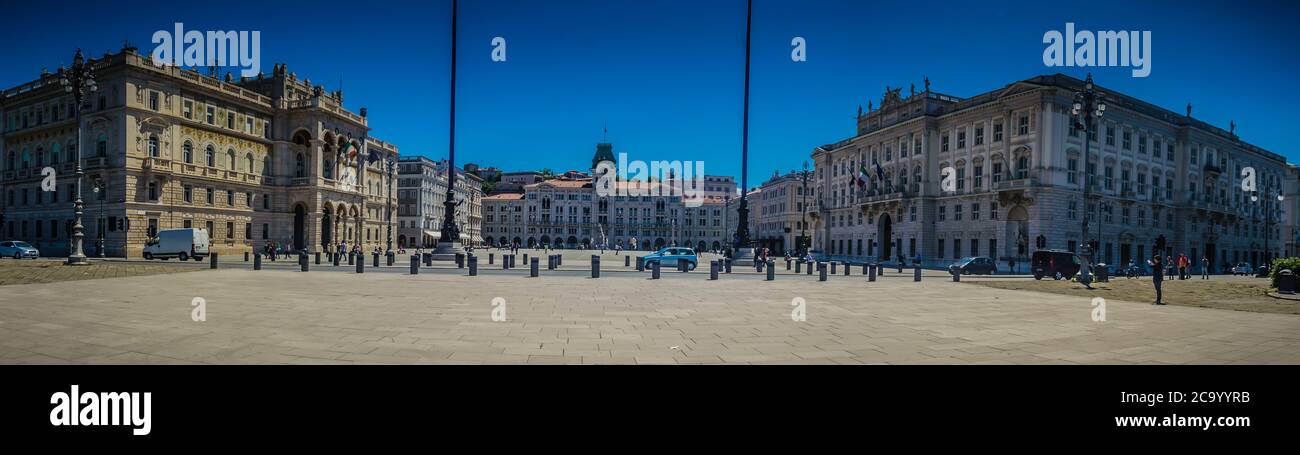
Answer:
[142,228,210,261]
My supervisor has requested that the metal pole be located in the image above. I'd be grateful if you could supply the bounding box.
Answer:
[732,0,753,255]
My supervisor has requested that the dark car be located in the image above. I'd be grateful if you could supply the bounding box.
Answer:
[948,257,996,275]
[1032,250,1083,280]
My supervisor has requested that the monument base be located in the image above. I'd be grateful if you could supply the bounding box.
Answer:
[731,247,756,266]
[431,241,466,261]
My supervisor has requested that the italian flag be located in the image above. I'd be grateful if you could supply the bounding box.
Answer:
[856,165,870,188]
[340,141,356,158]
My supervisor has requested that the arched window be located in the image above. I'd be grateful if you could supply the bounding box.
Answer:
[21,147,30,168]
[182,141,193,163]
[148,135,160,158]
[50,143,59,164]
[205,145,215,167]
[35,148,44,167]
[323,159,333,179]
[226,149,236,169]
[295,153,305,177]
[245,153,255,173]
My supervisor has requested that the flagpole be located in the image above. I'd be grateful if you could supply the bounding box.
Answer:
[732,0,756,266]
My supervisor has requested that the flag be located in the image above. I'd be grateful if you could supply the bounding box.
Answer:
[873,159,885,183]
[367,150,380,164]
[856,165,869,188]
[340,141,356,158]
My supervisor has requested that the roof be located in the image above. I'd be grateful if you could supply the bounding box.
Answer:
[483,193,525,201]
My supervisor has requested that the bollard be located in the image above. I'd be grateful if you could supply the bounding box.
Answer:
[818,263,827,282]
[300,253,309,272]
[316,252,322,265]
[253,252,262,270]
[725,259,732,274]
[914,265,922,282]
[766,260,775,281]
[373,252,380,268]
[831,262,837,275]
[423,253,432,267]
[530,257,539,277]
[348,252,355,266]
[898,263,904,274]
[503,254,510,270]
[244,251,250,262]
[710,260,719,280]
[795,261,802,273]
[651,261,661,279]
[210,252,218,269]
[636,256,645,271]
[862,263,868,275]
[557,255,562,266]
[410,255,420,275]
[844,263,851,276]
[625,255,630,267]
[356,255,364,274]
[869,264,877,282]
[523,254,529,266]
[756,260,763,273]
[681,260,689,273]
[786,259,791,270]
[456,253,465,269]
[807,262,814,275]
[387,252,395,266]
[468,255,477,276]
[952,270,961,282]
[592,255,600,278]
[489,253,494,265]
[333,252,341,267]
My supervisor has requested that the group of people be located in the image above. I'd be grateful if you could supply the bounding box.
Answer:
[1129,253,1211,281]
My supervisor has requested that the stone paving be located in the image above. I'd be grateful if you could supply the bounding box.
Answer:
[0,258,199,286]
[0,264,1297,364]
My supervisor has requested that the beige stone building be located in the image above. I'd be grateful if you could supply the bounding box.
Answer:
[396,155,483,248]
[810,74,1295,271]
[0,46,397,258]
[753,170,814,254]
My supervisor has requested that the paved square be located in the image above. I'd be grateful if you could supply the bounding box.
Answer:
[1,265,1297,364]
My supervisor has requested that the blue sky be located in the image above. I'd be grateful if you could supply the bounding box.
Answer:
[3,0,1298,188]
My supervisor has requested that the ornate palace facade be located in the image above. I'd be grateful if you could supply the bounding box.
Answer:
[811,74,1296,271]
[0,46,398,258]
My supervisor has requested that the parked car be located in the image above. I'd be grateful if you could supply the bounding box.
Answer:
[0,240,40,259]
[948,257,997,275]
[642,247,698,271]
[1031,249,1083,280]
[142,228,210,261]
[1231,262,1254,276]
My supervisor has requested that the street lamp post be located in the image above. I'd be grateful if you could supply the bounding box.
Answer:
[60,49,96,266]
[92,178,106,257]
[1254,189,1283,267]
[1071,73,1106,282]
[800,161,810,257]
[385,156,395,256]
[433,0,464,260]
[732,0,755,265]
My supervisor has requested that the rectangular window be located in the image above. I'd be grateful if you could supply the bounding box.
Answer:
[183,100,193,119]
[974,126,984,145]
[941,134,950,152]
[1122,130,1132,150]
[1017,115,1029,135]
[957,129,966,149]
[993,122,1003,142]
[183,185,192,203]
[971,203,980,221]
[206,106,215,124]
[206,188,215,205]
[149,92,160,111]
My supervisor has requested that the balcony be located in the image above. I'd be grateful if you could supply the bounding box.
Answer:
[1203,163,1223,176]
[993,178,1033,191]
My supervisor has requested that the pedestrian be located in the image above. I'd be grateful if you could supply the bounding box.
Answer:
[1178,253,1189,280]
[1148,254,1165,305]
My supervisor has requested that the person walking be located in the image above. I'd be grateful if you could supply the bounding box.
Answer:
[1201,256,1210,279]
[1148,254,1165,305]
[1178,253,1189,280]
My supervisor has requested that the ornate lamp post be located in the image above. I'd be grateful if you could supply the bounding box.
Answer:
[731,0,756,265]
[1071,73,1106,281]
[59,49,96,266]
[92,177,106,257]
[433,0,464,260]
[800,161,811,257]
[1253,189,1283,267]
[385,155,395,256]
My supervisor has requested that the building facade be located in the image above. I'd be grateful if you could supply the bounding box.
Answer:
[0,46,397,258]
[753,170,814,255]
[481,142,733,252]
[396,155,483,248]
[810,74,1293,271]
